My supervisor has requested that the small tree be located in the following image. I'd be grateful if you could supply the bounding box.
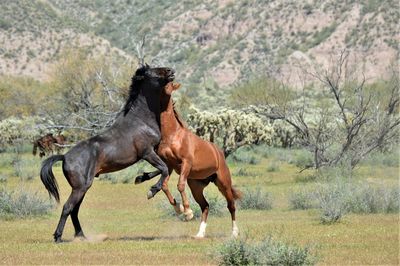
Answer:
[45,48,133,138]
[249,50,400,170]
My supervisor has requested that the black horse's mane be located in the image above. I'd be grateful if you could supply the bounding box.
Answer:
[123,65,147,115]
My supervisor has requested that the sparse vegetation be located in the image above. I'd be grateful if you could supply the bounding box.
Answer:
[215,237,317,266]
[238,187,273,210]
[0,187,54,219]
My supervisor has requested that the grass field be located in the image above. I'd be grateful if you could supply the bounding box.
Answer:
[0,148,399,265]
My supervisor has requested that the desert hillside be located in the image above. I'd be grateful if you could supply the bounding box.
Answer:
[0,0,398,88]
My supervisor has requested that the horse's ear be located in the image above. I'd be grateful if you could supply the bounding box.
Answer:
[173,83,181,91]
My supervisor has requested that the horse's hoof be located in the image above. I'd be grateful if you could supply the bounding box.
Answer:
[192,234,205,239]
[184,209,194,221]
[147,186,160,199]
[54,238,63,244]
[135,176,143,185]
[174,203,184,215]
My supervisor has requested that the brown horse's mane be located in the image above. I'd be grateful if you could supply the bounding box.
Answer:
[172,101,186,128]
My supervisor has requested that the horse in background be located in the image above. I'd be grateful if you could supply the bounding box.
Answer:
[33,133,67,158]
[136,82,242,238]
[40,65,175,243]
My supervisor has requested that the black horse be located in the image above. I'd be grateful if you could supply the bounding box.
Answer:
[40,65,174,243]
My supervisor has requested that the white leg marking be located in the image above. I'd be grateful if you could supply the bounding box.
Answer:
[232,221,239,238]
[195,221,207,238]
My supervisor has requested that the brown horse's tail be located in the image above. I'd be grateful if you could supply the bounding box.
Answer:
[32,142,38,156]
[232,187,242,200]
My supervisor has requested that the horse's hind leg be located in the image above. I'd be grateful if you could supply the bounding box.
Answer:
[188,179,210,238]
[70,195,86,238]
[54,188,87,243]
[214,166,239,238]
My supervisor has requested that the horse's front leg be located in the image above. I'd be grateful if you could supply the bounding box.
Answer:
[161,170,184,215]
[142,150,169,199]
[135,170,161,184]
[177,160,194,221]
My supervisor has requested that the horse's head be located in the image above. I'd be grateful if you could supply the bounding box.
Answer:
[124,64,176,115]
[133,64,175,88]
[164,82,181,96]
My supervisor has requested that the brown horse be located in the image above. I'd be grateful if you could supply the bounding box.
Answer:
[33,133,67,157]
[138,82,241,238]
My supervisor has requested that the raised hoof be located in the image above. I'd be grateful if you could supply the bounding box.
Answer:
[184,209,194,221]
[147,187,160,199]
[134,175,144,185]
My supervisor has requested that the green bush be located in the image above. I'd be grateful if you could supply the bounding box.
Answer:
[239,187,273,210]
[266,163,280,172]
[0,174,8,183]
[13,158,38,181]
[294,150,314,169]
[0,188,54,219]
[314,182,348,224]
[346,184,399,214]
[215,237,317,265]
[289,179,400,224]
[229,149,261,165]
[289,189,315,210]
[234,167,258,177]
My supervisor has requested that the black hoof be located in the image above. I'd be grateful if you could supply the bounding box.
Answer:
[54,237,63,243]
[75,232,85,238]
[135,176,143,185]
[135,172,149,185]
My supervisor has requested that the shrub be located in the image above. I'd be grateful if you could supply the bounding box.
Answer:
[234,167,257,177]
[239,187,273,210]
[294,150,314,169]
[289,189,315,210]
[0,188,54,219]
[0,174,8,183]
[230,149,261,165]
[13,158,38,181]
[289,179,400,224]
[266,163,280,172]
[346,184,400,214]
[314,183,348,224]
[215,237,317,265]
[295,174,317,183]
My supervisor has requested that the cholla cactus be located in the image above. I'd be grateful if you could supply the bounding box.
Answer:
[0,116,50,148]
[187,107,274,157]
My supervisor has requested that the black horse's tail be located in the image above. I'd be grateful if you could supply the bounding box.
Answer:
[40,155,64,203]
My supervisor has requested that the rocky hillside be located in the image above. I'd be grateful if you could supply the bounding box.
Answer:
[0,0,398,91]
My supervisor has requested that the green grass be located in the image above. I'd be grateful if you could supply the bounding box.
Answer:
[0,148,398,265]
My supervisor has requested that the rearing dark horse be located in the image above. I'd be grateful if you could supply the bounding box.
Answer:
[40,65,173,243]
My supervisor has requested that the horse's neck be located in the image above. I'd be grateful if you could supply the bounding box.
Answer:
[118,94,160,128]
[160,96,181,137]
